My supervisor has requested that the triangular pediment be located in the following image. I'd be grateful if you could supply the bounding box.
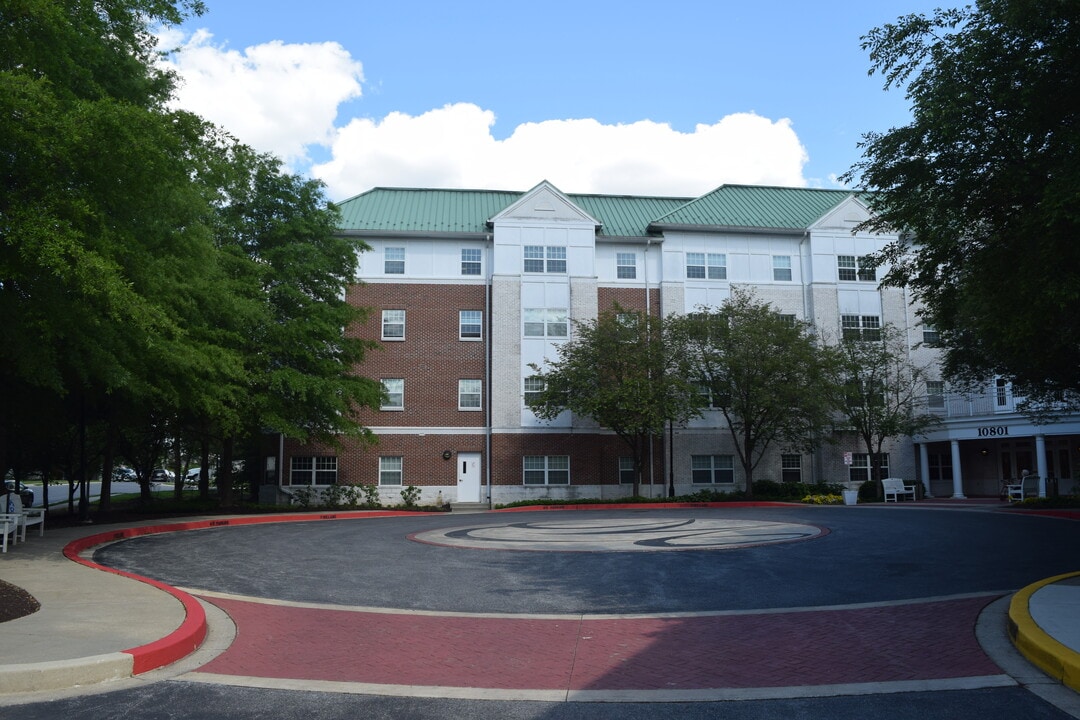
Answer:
[811,194,871,231]
[490,180,600,227]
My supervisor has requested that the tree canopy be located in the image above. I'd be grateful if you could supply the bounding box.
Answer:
[526,309,701,497]
[847,0,1080,402]
[826,325,940,490]
[0,0,381,508]
[671,290,835,496]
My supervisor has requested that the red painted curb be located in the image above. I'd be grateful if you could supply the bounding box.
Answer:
[60,510,432,675]
[493,501,797,512]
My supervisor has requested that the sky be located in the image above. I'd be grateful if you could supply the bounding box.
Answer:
[157,0,946,202]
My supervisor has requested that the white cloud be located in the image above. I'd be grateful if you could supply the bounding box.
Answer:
[158,29,363,167]
[157,31,808,199]
[315,104,809,200]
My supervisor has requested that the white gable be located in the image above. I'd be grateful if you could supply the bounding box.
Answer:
[810,195,870,231]
[490,180,599,227]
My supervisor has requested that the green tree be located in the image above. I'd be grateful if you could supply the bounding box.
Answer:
[846,0,1080,404]
[527,309,702,498]
[826,325,940,493]
[672,290,835,497]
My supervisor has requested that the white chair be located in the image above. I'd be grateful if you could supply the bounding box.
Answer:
[1,512,19,553]
[1,492,45,541]
[1006,475,1040,501]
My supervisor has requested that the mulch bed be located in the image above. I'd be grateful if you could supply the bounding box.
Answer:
[0,579,40,623]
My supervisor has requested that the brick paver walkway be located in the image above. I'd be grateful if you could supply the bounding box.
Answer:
[193,593,1003,693]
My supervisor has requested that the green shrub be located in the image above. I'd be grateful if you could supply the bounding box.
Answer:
[400,485,421,508]
[359,483,381,508]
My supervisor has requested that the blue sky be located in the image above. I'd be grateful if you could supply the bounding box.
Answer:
[163,0,945,201]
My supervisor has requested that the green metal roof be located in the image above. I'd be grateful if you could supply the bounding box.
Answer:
[651,185,855,230]
[335,184,856,237]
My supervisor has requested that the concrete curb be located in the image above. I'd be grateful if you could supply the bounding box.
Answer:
[1008,571,1080,692]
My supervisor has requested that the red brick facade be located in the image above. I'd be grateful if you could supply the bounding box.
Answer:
[349,283,488,428]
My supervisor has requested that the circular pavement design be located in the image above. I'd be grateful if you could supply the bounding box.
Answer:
[410,516,823,551]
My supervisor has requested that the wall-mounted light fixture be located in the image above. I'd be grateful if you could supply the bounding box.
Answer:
[980,447,990,456]
[442,450,453,460]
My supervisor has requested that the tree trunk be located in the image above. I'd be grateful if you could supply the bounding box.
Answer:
[218,437,234,507]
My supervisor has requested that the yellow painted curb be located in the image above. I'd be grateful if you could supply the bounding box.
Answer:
[1008,571,1080,692]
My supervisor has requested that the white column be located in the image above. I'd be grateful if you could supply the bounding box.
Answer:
[1035,434,1048,498]
[919,443,933,497]
[950,440,965,498]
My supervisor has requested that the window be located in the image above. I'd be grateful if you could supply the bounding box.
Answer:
[922,326,940,345]
[686,252,726,280]
[695,381,724,408]
[289,456,337,486]
[841,314,881,341]
[381,379,404,410]
[773,255,792,281]
[781,454,802,483]
[692,455,734,484]
[777,313,797,327]
[379,456,403,486]
[926,380,945,410]
[382,310,405,340]
[838,255,875,282]
[524,245,566,273]
[616,252,637,279]
[928,452,952,482]
[619,457,635,484]
[461,248,482,276]
[996,377,1009,406]
[384,247,405,274]
[458,379,482,410]
[524,308,568,337]
[523,376,546,405]
[849,453,889,484]
[459,310,482,340]
[523,455,570,485]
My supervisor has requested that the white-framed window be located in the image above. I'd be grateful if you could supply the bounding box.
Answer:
[458,379,482,410]
[523,245,566,273]
[384,247,405,274]
[523,376,546,406]
[695,381,724,409]
[841,314,881,341]
[379,456,403,486]
[523,455,570,485]
[692,455,734,484]
[773,255,792,281]
[461,248,482,276]
[777,313,797,327]
[616,252,637,279]
[523,308,568,337]
[381,309,405,340]
[619,456,635,484]
[926,380,945,410]
[686,252,726,280]
[922,325,940,345]
[849,453,889,484]
[781,454,802,483]
[289,456,338,486]
[459,310,482,340]
[838,255,876,282]
[381,379,404,410]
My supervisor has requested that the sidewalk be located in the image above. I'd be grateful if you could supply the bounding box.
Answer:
[1,510,1079,697]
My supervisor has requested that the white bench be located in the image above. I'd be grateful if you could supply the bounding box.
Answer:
[2,492,45,542]
[882,478,917,502]
[1,513,19,553]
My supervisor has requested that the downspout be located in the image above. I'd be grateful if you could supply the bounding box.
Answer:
[645,237,654,496]
[799,228,820,485]
[485,234,493,508]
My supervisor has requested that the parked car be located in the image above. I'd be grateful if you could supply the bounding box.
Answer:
[112,466,137,482]
[150,468,175,484]
[3,480,34,508]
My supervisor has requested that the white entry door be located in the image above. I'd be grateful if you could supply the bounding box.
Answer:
[457,452,481,503]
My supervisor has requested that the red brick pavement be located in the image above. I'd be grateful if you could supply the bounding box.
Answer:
[196,594,1002,691]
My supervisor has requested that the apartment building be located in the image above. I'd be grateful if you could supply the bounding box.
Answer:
[273,181,1079,505]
